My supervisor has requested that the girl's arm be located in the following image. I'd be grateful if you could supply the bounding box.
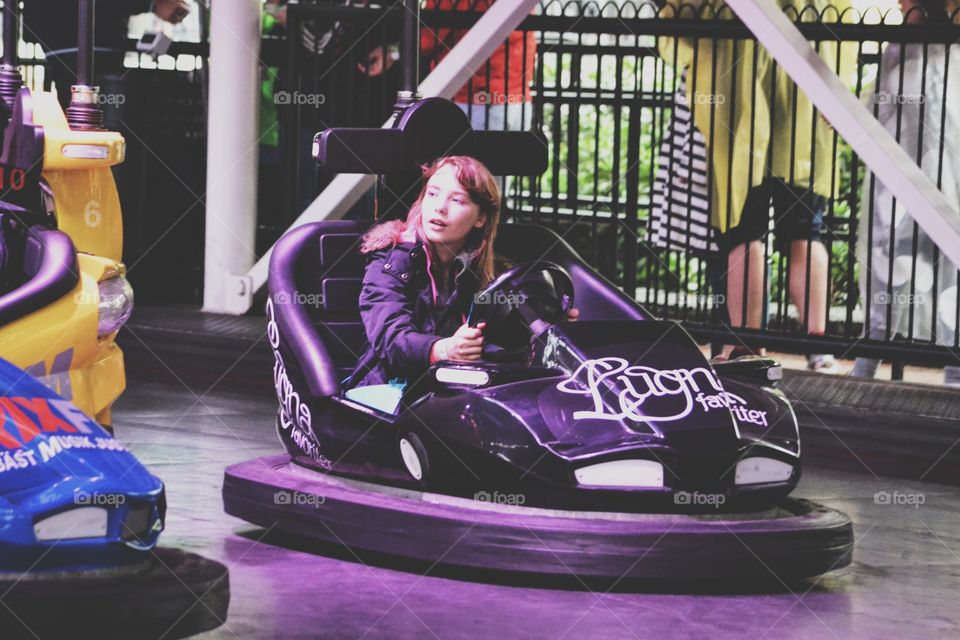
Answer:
[359,249,441,379]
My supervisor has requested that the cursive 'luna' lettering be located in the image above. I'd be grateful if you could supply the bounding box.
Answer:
[266,298,331,468]
[556,357,724,422]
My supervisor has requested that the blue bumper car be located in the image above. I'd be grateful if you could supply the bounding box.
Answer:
[0,358,229,639]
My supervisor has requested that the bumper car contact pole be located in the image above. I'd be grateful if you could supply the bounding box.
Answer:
[67,0,105,130]
[0,0,23,109]
[394,0,421,113]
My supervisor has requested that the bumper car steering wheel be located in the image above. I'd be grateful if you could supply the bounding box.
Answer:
[466,261,575,361]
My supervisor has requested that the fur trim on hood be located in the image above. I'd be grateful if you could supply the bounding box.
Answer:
[360,220,417,254]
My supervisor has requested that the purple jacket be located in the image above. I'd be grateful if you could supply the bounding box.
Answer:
[349,242,479,388]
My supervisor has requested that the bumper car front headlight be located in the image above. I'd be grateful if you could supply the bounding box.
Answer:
[98,275,134,337]
[574,459,664,488]
[34,506,109,541]
[734,457,794,485]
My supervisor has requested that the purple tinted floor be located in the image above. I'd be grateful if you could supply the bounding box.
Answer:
[112,378,960,640]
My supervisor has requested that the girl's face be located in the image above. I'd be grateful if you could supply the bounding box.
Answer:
[419,165,486,252]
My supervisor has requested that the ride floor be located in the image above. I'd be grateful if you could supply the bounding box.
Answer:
[110,364,960,640]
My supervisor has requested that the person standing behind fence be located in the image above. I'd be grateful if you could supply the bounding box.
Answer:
[419,0,536,132]
[851,0,960,384]
[658,0,855,369]
[361,0,536,132]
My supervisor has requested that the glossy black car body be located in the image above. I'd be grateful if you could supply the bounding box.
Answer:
[267,221,799,511]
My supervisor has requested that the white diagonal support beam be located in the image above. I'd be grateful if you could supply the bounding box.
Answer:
[726,0,960,268]
[244,0,540,303]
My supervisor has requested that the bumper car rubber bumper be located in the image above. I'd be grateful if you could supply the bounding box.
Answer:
[223,455,853,581]
[0,548,230,640]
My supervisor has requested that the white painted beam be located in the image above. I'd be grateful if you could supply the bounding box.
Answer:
[202,0,261,314]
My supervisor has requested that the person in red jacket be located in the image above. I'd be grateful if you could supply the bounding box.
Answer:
[360,0,536,131]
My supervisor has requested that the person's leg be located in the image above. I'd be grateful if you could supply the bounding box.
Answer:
[720,240,766,359]
[788,239,836,370]
[788,238,828,335]
[726,240,766,329]
[774,182,834,370]
[718,181,770,360]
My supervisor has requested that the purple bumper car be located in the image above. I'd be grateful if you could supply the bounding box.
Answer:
[223,220,853,582]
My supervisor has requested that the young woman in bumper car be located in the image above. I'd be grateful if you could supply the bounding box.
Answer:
[224,152,853,581]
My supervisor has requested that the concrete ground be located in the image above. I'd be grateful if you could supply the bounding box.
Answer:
[109,373,960,640]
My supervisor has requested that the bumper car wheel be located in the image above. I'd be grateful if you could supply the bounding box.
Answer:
[399,431,430,483]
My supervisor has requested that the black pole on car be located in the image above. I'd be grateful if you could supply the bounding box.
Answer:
[0,0,24,109]
[67,0,104,130]
[375,0,423,220]
[394,0,420,112]
[76,0,94,86]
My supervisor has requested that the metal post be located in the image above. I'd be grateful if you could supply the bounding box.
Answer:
[400,0,420,97]
[67,0,103,130]
[0,0,23,108]
[76,0,94,85]
[202,0,262,314]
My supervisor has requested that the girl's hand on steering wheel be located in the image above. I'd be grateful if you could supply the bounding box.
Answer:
[567,307,580,322]
[432,322,486,362]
